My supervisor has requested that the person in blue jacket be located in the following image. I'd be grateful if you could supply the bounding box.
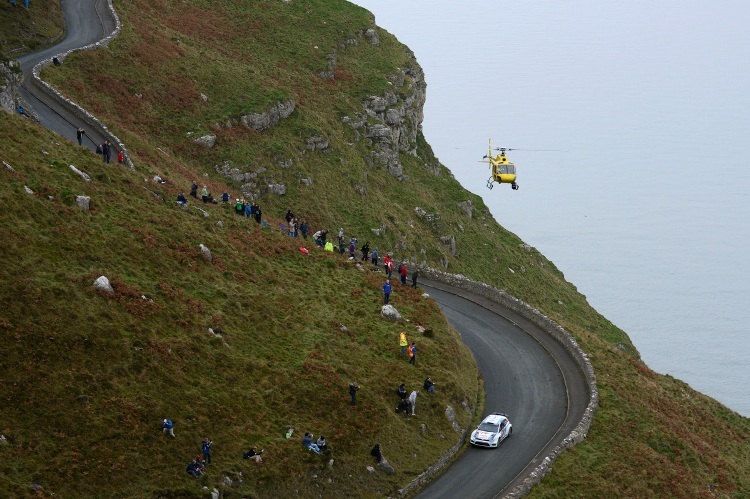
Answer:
[382,279,392,305]
[201,437,212,464]
[162,418,175,437]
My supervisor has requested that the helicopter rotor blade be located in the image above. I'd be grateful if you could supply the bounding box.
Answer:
[493,147,567,152]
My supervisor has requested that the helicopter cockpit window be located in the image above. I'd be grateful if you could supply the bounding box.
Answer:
[498,164,516,175]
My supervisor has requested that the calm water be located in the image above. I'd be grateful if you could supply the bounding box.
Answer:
[354,0,750,416]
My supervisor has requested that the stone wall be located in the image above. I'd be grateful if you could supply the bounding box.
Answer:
[29,0,134,169]
[419,267,599,498]
[397,386,478,496]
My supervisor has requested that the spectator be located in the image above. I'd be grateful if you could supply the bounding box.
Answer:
[399,331,408,356]
[190,181,198,198]
[76,127,86,146]
[285,209,294,224]
[349,382,360,406]
[221,191,230,204]
[300,220,309,239]
[186,459,203,478]
[302,432,321,454]
[117,151,124,164]
[396,398,409,417]
[408,342,417,365]
[348,237,357,259]
[245,200,252,218]
[424,376,435,393]
[361,241,370,261]
[382,279,392,305]
[201,437,213,464]
[371,443,383,463]
[338,227,344,244]
[409,390,419,416]
[153,174,166,184]
[235,198,244,215]
[177,192,188,206]
[243,447,264,463]
[371,247,378,266]
[397,383,407,401]
[162,418,175,437]
[412,269,419,288]
[316,436,328,452]
[324,241,334,252]
[313,230,323,247]
[201,186,209,203]
[254,204,262,224]
[285,428,294,440]
[195,455,207,474]
[101,141,111,164]
[400,262,408,285]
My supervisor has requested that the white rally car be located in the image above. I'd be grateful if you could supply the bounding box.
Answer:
[470,412,512,448]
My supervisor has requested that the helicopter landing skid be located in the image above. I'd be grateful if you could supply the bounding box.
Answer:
[486,177,494,189]
[511,182,519,190]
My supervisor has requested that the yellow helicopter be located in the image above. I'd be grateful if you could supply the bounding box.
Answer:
[480,139,519,190]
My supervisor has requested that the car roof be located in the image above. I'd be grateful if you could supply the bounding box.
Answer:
[481,413,509,425]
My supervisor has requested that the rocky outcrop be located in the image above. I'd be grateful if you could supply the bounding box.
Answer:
[457,200,473,220]
[343,49,426,181]
[0,61,22,113]
[239,100,295,131]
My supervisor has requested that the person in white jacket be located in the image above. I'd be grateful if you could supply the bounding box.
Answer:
[409,390,419,416]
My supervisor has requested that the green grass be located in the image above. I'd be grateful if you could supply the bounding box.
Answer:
[0,115,478,496]
[3,0,750,497]
[0,0,63,55]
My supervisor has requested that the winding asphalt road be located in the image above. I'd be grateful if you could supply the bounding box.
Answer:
[16,0,116,151]
[418,281,589,498]
[15,2,591,497]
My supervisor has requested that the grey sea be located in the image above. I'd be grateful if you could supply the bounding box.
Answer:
[354,0,750,416]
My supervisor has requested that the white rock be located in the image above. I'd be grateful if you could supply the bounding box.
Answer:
[366,466,375,474]
[2,161,14,171]
[93,275,114,294]
[193,134,217,148]
[381,304,402,321]
[421,293,430,298]
[69,164,91,182]
[199,243,212,261]
[76,195,90,210]
[24,186,34,195]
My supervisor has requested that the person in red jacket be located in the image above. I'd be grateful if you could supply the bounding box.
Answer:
[400,262,408,285]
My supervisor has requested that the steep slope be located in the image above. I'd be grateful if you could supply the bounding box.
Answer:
[0,115,478,496]
[2,0,749,497]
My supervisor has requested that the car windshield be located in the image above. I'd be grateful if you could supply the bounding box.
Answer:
[477,422,500,432]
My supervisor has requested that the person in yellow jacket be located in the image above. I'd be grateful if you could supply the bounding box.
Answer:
[399,331,408,356]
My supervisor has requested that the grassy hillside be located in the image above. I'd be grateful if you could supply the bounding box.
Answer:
[0,0,64,55]
[0,115,478,496]
[3,0,749,497]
